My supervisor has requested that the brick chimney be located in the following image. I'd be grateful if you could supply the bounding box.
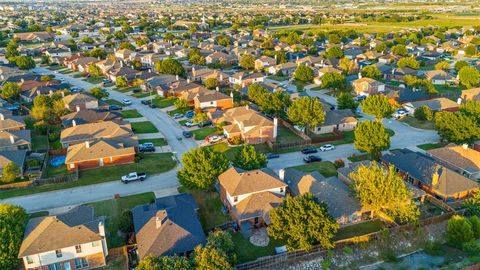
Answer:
[72,120,76,127]
[156,210,168,229]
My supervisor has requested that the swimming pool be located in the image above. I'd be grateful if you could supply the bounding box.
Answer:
[50,156,66,167]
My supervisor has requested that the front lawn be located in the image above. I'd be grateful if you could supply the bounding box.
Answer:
[400,116,435,130]
[0,153,176,199]
[167,107,191,116]
[104,99,125,107]
[207,142,238,161]
[191,127,218,140]
[84,76,104,84]
[230,231,285,263]
[139,138,167,146]
[290,161,338,177]
[153,96,176,108]
[131,92,152,98]
[121,109,142,119]
[334,219,384,240]
[114,86,140,93]
[131,121,159,133]
[266,75,288,82]
[417,142,448,151]
[347,153,372,162]
[87,192,155,248]
[292,80,309,91]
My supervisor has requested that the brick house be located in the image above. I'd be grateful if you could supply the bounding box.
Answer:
[63,93,99,112]
[193,90,233,112]
[60,121,137,148]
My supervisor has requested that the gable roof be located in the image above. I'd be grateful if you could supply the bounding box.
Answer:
[60,120,134,144]
[0,149,27,170]
[66,139,135,163]
[0,114,26,131]
[132,194,206,258]
[427,145,480,174]
[219,167,286,196]
[18,206,104,257]
[323,109,357,126]
[62,93,97,107]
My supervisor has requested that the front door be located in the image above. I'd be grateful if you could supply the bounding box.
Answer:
[99,158,104,167]
[64,262,71,270]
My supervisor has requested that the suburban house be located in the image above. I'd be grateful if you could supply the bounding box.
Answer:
[267,62,297,76]
[63,93,99,111]
[0,149,27,175]
[460,88,480,103]
[403,97,459,114]
[351,77,386,96]
[14,32,54,43]
[205,52,235,64]
[218,167,287,236]
[0,129,31,151]
[312,109,357,135]
[107,66,138,83]
[190,67,228,85]
[254,56,276,71]
[0,113,26,131]
[382,149,479,202]
[132,194,206,259]
[60,121,137,148]
[61,110,122,128]
[18,206,108,270]
[427,144,480,180]
[229,72,265,87]
[424,70,457,85]
[65,139,136,171]
[193,90,233,112]
[223,106,277,144]
[279,168,371,225]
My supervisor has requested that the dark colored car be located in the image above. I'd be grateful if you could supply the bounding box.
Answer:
[198,120,212,128]
[148,103,157,108]
[266,153,280,159]
[185,110,195,118]
[109,105,122,111]
[139,146,155,152]
[301,148,318,154]
[182,131,193,138]
[303,155,322,163]
[141,100,151,105]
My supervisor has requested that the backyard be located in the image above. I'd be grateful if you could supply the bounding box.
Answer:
[131,121,159,133]
[86,192,155,248]
[0,153,176,199]
[84,76,105,84]
[276,125,304,145]
[334,219,384,240]
[290,161,338,177]
[230,231,285,263]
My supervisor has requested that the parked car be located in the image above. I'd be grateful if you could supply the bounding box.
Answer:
[71,87,83,93]
[393,109,408,119]
[122,98,132,105]
[207,135,222,143]
[103,79,112,84]
[182,131,192,138]
[303,155,322,163]
[185,120,197,127]
[148,103,156,108]
[319,144,335,151]
[354,95,367,102]
[109,105,122,111]
[121,172,146,183]
[198,120,212,128]
[139,143,155,152]
[132,88,141,93]
[141,100,151,105]
[185,110,195,118]
[301,148,318,154]
[266,153,280,159]
[173,113,184,119]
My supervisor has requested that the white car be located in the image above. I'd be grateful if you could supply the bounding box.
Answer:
[208,135,222,143]
[185,120,197,127]
[393,110,407,119]
[122,98,132,105]
[319,144,335,151]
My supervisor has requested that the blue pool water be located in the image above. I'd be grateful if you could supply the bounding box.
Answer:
[50,156,66,167]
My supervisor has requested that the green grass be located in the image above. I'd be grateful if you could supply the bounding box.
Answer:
[152,96,177,108]
[276,125,304,144]
[121,109,142,119]
[290,161,338,177]
[138,138,167,146]
[104,99,124,107]
[84,76,104,84]
[114,86,140,93]
[32,135,48,151]
[72,73,83,78]
[347,153,372,162]
[0,153,176,199]
[191,127,218,140]
[386,128,395,137]
[334,219,384,240]
[167,107,191,116]
[47,65,64,71]
[59,69,74,74]
[131,121,159,133]
[183,189,232,231]
[44,160,72,178]
[207,142,238,161]
[131,92,152,98]
[28,211,49,219]
[230,231,285,263]
[417,142,448,151]
[87,192,155,248]
[400,116,435,130]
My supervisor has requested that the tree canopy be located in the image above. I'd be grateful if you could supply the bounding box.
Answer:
[0,204,28,270]
[354,120,391,159]
[320,72,346,90]
[337,92,358,111]
[360,65,382,79]
[349,162,419,223]
[1,82,22,100]
[205,78,218,90]
[233,145,267,170]
[268,194,339,251]
[115,76,128,87]
[397,57,420,69]
[287,96,325,134]
[239,54,255,70]
[177,147,230,190]
[194,246,233,270]
[447,215,474,248]
[2,162,20,183]
[136,255,192,270]
[435,111,480,144]
[14,56,36,70]
[155,58,186,77]
[326,46,344,59]
[458,66,480,89]
[293,65,314,82]
[361,95,394,119]
[89,87,109,99]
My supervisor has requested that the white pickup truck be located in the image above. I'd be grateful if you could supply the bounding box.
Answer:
[121,172,147,183]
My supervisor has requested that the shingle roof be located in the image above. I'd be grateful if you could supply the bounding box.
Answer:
[0,149,26,170]
[132,194,206,258]
[60,120,134,144]
[219,167,286,196]
[323,109,357,126]
[428,145,480,174]
[0,129,31,148]
[65,139,135,163]
[62,93,97,107]
[232,191,283,223]
[0,115,26,131]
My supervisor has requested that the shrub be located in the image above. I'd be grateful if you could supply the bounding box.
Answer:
[334,159,345,168]
[227,136,243,145]
[414,106,433,121]
[463,240,480,256]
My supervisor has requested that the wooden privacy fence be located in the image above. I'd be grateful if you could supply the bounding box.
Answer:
[33,170,78,186]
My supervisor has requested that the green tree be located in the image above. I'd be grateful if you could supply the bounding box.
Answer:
[192,112,209,124]
[354,120,390,159]
[15,56,36,70]
[206,230,237,265]
[361,65,382,79]
[447,215,474,248]
[414,105,433,121]
[1,82,22,100]
[89,87,109,99]
[232,145,267,170]
[0,204,28,270]
[461,100,480,124]
[375,42,387,53]
[174,98,189,109]
[155,58,185,76]
[118,209,133,234]
[320,72,346,90]
[337,92,358,111]
[114,30,126,40]
[87,48,107,59]
[136,255,192,270]
[361,95,394,119]
[293,65,314,82]
[338,57,357,75]
[470,216,480,239]
[326,46,344,59]
[2,162,20,182]
[247,83,268,104]
[205,78,219,90]
[88,64,102,77]
[115,76,128,87]
[5,41,19,61]
[397,57,420,69]
[465,45,478,57]
[239,54,255,70]
[349,162,419,222]
[268,194,339,251]
[458,66,480,89]
[435,111,480,144]
[434,60,450,70]
[465,193,480,217]
[119,41,135,50]
[454,60,469,73]
[215,35,232,47]
[264,91,291,116]
[194,246,233,270]
[177,147,229,190]
[189,54,206,65]
[391,44,407,56]
[287,96,325,135]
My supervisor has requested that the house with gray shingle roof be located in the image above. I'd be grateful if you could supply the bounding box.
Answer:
[0,149,27,174]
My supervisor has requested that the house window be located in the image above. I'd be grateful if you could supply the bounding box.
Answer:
[26,256,33,264]
[48,263,61,270]
[280,187,284,193]
[75,245,82,253]
[254,217,259,224]
[92,241,99,247]
[75,258,82,269]
[82,258,89,267]
[55,249,62,258]
[233,196,238,202]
